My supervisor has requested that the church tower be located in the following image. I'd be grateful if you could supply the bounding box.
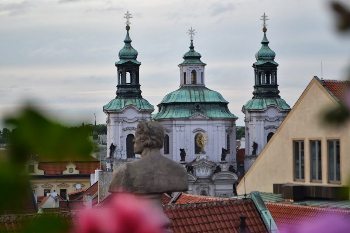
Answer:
[242,14,290,172]
[154,28,238,196]
[103,12,154,164]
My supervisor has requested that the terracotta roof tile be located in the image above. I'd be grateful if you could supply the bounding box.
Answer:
[38,161,100,175]
[266,202,350,231]
[321,79,350,102]
[173,193,224,204]
[164,199,268,233]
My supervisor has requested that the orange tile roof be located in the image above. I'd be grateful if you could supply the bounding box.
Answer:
[38,161,100,175]
[164,199,268,233]
[172,193,224,204]
[161,193,172,205]
[321,79,350,102]
[266,202,350,231]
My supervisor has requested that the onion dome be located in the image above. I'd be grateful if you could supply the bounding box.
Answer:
[180,39,206,65]
[254,26,277,65]
[116,25,140,65]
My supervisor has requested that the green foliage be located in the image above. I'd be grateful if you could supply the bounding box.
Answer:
[236,126,245,140]
[5,106,94,163]
[21,214,70,233]
[322,104,350,126]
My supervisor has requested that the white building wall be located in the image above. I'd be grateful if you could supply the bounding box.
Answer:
[160,119,236,165]
[106,106,152,159]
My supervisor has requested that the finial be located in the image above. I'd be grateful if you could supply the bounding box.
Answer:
[124,11,132,30]
[187,27,196,41]
[260,12,269,32]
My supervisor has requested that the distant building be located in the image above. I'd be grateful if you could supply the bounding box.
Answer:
[237,77,350,199]
[154,30,238,196]
[242,14,290,172]
[103,20,154,162]
[28,160,100,201]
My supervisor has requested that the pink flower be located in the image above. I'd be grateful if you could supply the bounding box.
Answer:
[74,193,170,233]
[280,214,350,233]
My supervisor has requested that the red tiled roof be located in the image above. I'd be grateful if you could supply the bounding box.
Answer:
[173,193,224,204]
[161,193,172,205]
[321,79,350,102]
[38,161,100,175]
[266,202,350,231]
[164,199,268,233]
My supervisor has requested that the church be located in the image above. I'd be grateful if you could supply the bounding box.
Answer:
[103,12,289,196]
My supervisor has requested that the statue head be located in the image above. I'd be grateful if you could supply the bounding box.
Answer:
[134,121,164,154]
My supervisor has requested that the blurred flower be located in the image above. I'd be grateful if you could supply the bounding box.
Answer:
[280,214,350,233]
[74,193,170,233]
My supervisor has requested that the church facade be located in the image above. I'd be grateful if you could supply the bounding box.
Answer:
[153,29,238,196]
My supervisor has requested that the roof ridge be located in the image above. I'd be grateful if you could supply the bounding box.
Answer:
[164,198,249,209]
[266,202,350,213]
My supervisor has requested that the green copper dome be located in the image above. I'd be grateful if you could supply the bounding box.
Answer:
[254,32,277,66]
[180,40,206,66]
[116,25,141,65]
[153,86,237,120]
[243,98,290,111]
[103,97,154,112]
[161,86,228,104]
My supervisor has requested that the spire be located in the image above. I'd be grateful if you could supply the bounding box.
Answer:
[180,27,206,65]
[117,11,140,65]
[255,13,276,63]
[252,13,280,99]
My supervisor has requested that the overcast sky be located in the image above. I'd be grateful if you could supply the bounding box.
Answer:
[1,0,349,127]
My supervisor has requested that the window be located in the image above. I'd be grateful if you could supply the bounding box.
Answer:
[226,134,230,153]
[310,140,322,181]
[60,189,67,200]
[266,73,271,84]
[126,134,135,158]
[201,72,204,84]
[191,70,197,84]
[328,140,340,182]
[183,72,186,84]
[119,72,122,84]
[293,141,304,180]
[126,72,131,84]
[44,189,51,196]
[164,135,169,154]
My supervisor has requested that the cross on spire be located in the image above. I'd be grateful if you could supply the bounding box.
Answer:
[260,12,269,31]
[124,11,132,26]
[187,27,196,41]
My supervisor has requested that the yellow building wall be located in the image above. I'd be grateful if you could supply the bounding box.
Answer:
[31,178,91,197]
[237,78,350,194]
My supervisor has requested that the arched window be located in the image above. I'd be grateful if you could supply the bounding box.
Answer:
[126,72,131,84]
[191,70,197,84]
[267,132,274,143]
[164,134,169,154]
[266,73,271,84]
[126,134,135,158]
[119,72,122,84]
[200,190,208,196]
[183,72,186,84]
[201,72,204,84]
[227,134,230,152]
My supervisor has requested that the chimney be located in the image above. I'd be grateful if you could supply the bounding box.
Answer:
[239,216,248,233]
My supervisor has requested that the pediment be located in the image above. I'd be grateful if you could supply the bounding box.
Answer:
[189,112,209,120]
[212,171,238,181]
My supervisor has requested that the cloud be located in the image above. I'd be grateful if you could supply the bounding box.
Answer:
[0,1,32,16]
[210,1,235,17]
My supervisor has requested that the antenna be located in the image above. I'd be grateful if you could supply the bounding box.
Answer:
[321,60,324,80]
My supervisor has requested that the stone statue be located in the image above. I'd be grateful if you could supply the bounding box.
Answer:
[109,121,188,194]
[195,133,207,154]
[180,148,186,161]
[221,148,228,161]
[109,143,116,158]
[252,142,258,155]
